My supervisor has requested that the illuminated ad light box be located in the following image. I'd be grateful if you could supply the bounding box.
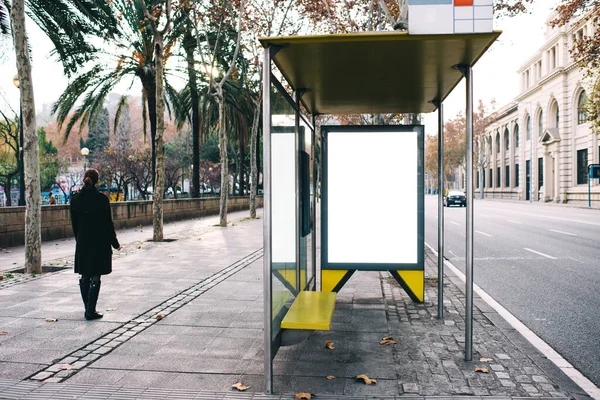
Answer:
[322,126,424,271]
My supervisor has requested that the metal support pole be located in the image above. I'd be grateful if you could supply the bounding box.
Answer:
[311,114,317,290]
[435,101,445,320]
[294,90,305,294]
[18,102,25,206]
[460,64,475,361]
[262,46,273,394]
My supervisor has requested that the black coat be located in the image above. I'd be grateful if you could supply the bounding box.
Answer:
[70,187,120,276]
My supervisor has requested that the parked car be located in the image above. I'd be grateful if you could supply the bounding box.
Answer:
[444,190,466,207]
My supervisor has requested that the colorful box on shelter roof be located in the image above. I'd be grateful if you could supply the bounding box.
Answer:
[408,0,493,34]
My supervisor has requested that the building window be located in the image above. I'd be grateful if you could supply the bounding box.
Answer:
[538,157,543,189]
[514,124,520,148]
[515,163,520,187]
[505,165,510,187]
[538,110,544,137]
[505,128,510,151]
[555,105,559,128]
[551,46,556,70]
[489,169,493,188]
[497,167,501,188]
[577,149,588,184]
[482,169,486,188]
[526,116,532,140]
[578,91,588,125]
[496,132,500,153]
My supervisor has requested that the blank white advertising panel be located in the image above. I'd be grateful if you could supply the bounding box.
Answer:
[271,132,296,263]
[327,130,418,264]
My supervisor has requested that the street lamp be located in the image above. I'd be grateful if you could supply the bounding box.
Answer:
[13,75,25,206]
[80,147,90,172]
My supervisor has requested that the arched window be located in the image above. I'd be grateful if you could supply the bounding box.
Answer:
[496,131,500,153]
[538,110,544,137]
[488,137,492,156]
[526,116,532,140]
[578,91,588,125]
[514,124,520,148]
[555,106,559,128]
[504,127,509,151]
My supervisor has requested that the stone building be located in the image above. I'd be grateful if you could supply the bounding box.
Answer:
[477,12,598,203]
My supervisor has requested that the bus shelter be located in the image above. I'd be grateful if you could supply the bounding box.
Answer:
[261,31,500,394]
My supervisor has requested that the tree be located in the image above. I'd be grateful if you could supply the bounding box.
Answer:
[85,107,110,164]
[11,0,41,273]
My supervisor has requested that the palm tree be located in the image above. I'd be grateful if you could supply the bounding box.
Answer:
[52,0,181,186]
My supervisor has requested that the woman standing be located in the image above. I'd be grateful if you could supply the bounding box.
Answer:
[70,169,121,320]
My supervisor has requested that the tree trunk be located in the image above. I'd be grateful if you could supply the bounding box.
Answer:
[4,177,13,207]
[217,91,228,227]
[142,78,157,188]
[11,0,42,274]
[249,95,260,218]
[184,29,201,198]
[232,151,238,196]
[152,36,165,241]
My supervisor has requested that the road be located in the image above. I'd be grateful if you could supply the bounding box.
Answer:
[424,196,600,388]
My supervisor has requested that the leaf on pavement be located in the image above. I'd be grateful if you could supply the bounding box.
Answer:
[295,393,311,400]
[232,382,249,391]
[356,374,377,385]
[382,335,393,340]
[479,357,493,362]
[58,363,76,370]
[325,340,335,350]
[0,331,7,335]
[45,318,58,322]
[474,367,489,373]
[0,275,4,281]
[380,338,397,345]
[155,314,165,320]
[326,375,336,380]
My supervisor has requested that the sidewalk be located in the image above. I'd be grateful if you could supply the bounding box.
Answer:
[0,210,591,399]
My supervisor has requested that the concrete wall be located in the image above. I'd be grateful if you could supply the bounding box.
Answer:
[0,196,263,248]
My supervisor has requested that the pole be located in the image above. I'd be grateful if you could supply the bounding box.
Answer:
[18,102,25,206]
[294,90,304,295]
[589,166,591,208]
[436,101,445,320]
[262,46,273,394]
[311,114,317,290]
[463,65,475,361]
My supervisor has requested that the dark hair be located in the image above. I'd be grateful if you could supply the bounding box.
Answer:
[83,169,99,189]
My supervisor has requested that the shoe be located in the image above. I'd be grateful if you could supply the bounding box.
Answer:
[85,281,103,321]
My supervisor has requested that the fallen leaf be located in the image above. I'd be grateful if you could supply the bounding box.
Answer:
[479,357,493,362]
[45,318,58,322]
[232,382,249,391]
[58,363,76,370]
[474,367,489,373]
[136,245,142,249]
[326,375,336,380]
[295,393,311,400]
[380,339,397,345]
[0,276,4,281]
[0,331,7,335]
[382,335,393,340]
[155,314,165,320]
[325,340,335,350]
[356,374,377,385]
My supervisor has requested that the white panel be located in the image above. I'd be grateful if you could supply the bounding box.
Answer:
[454,19,474,34]
[474,5,493,19]
[474,19,493,33]
[454,6,473,20]
[408,5,453,35]
[272,132,296,263]
[328,131,418,264]
[474,0,492,5]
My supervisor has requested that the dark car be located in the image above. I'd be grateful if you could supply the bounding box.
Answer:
[444,190,466,207]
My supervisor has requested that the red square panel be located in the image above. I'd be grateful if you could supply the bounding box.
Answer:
[454,0,473,5]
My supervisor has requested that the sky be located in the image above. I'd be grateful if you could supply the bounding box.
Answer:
[0,1,560,132]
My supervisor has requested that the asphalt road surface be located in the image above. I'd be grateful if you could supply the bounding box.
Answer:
[424,196,600,388]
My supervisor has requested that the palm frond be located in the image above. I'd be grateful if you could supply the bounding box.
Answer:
[113,95,129,135]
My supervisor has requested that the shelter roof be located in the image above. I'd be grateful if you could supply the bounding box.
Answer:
[259,31,501,115]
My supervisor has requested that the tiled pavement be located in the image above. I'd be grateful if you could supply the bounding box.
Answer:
[0,210,591,399]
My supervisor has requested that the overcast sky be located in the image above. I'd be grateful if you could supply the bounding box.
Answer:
[0,1,559,133]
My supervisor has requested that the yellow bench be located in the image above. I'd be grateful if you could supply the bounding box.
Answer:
[280,291,337,330]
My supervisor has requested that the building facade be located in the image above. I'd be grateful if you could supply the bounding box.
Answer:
[478,13,599,203]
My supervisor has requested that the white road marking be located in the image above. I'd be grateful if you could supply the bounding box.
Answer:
[524,247,557,260]
[550,229,577,237]
[568,256,584,263]
[476,230,492,237]
[449,221,460,226]
[449,250,458,258]
[426,243,600,400]
[508,220,522,224]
